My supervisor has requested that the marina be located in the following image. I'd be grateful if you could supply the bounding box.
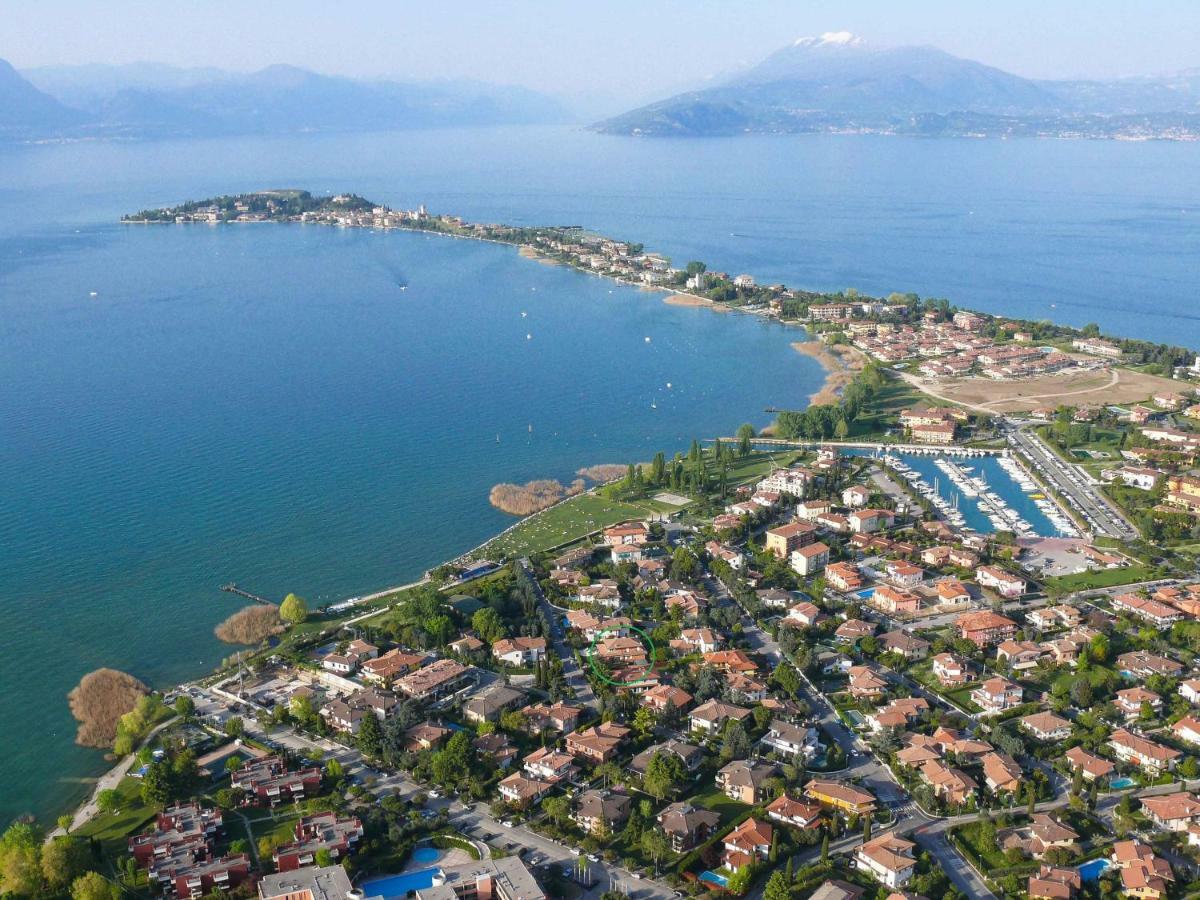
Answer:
[859,448,1077,538]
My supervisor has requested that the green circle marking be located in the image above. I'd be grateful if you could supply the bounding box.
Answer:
[586,623,657,687]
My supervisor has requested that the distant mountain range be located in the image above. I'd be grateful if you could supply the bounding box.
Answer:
[596,32,1200,139]
[0,60,570,141]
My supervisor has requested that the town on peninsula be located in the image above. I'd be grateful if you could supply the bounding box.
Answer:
[26,189,1200,900]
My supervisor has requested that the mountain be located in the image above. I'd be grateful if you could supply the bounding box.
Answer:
[0,57,89,138]
[4,60,570,140]
[596,33,1200,138]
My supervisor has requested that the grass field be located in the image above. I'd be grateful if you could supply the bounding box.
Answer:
[74,776,158,856]
[942,686,984,713]
[902,365,1179,414]
[690,786,753,824]
[1042,563,1160,594]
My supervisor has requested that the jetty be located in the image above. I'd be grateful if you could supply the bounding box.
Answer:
[219,583,274,606]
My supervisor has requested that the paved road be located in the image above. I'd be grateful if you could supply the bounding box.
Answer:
[522,558,597,711]
[1008,426,1135,540]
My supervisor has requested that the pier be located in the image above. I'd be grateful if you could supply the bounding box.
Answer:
[219,583,275,606]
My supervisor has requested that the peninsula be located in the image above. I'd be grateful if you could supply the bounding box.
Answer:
[38,189,1200,900]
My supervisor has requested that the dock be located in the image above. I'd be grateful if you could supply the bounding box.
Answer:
[220,583,274,606]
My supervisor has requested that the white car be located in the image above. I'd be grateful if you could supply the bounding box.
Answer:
[587,854,599,863]
[500,820,513,828]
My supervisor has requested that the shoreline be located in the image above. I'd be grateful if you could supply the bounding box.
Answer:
[791,340,868,406]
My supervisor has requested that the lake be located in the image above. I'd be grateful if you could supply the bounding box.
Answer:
[2,125,1198,825]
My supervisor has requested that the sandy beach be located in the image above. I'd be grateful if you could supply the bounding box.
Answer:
[791,340,867,406]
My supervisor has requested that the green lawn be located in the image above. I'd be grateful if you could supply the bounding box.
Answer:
[74,776,159,855]
[246,809,302,842]
[689,786,752,825]
[942,686,983,713]
[1042,563,1160,594]
[480,493,667,559]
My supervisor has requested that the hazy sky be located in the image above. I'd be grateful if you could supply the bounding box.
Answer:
[7,0,1199,108]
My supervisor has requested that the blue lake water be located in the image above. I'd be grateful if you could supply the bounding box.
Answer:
[2,125,1199,826]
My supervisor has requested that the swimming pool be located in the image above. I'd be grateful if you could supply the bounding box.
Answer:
[1110,777,1135,789]
[1077,858,1110,882]
[856,588,875,600]
[361,868,441,898]
[412,847,441,863]
[699,871,729,888]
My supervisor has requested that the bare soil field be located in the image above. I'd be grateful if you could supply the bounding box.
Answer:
[900,366,1180,413]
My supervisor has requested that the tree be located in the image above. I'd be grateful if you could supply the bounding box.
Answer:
[95,789,120,815]
[432,731,474,787]
[173,695,195,719]
[763,871,790,900]
[473,608,506,644]
[325,758,345,782]
[820,832,829,864]
[56,814,74,834]
[42,837,93,891]
[643,751,687,801]
[736,424,755,458]
[279,592,308,625]
[314,848,334,867]
[543,795,571,827]
[640,827,671,875]
[0,822,44,896]
[71,872,118,900]
[358,712,384,757]
[224,716,245,738]
[720,721,750,761]
[835,418,849,440]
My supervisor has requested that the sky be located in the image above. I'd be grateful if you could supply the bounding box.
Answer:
[6,0,1199,110]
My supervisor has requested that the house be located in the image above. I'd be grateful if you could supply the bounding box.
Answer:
[790,541,831,576]
[642,684,693,714]
[761,720,820,761]
[272,813,363,872]
[1140,792,1200,832]
[956,610,1018,647]
[610,543,646,564]
[463,684,526,724]
[603,521,649,545]
[492,636,548,666]
[1116,651,1183,679]
[848,665,888,700]
[320,651,361,675]
[1171,715,1200,746]
[1182,679,1200,705]
[520,702,583,734]
[672,627,721,654]
[232,757,322,806]
[971,677,1023,715]
[577,579,623,608]
[1028,865,1081,900]
[843,485,871,507]
[498,772,552,806]
[826,562,864,592]
[885,560,924,586]
[630,739,705,776]
[1020,711,1072,741]
[976,566,1026,598]
[982,752,1023,795]
[912,422,956,444]
[1110,840,1173,899]
[1072,337,1122,358]
[474,733,518,769]
[796,499,832,520]
[870,585,923,616]
[574,790,631,835]
[405,721,452,752]
[920,759,978,806]
[725,671,768,703]
[657,802,721,852]
[934,579,972,606]
[717,760,781,804]
[756,588,798,609]
[594,636,649,667]
[835,618,877,644]
[395,659,471,700]
[1111,593,1183,627]
[765,522,816,559]
[566,723,630,763]
[1109,729,1180,774]
[689,699,752,735]
[1116,687,1162,719]
[722,817,773,872]
[360,649,426,683]
[808,882,866,900]
[931,653,970,686]
[878,630,930,660]
[703,649,758,674]
[1064,746,1116,783]
[448,635,485,655]
[765,793,823,830]
[1002,814,1079,859]
[522,746,577,783]
[855,832,916,889]
[868,697,930,733]
[804,780,876,816]
[849,509,895,533]
[997,639,1045,671]
[786,602,823,627]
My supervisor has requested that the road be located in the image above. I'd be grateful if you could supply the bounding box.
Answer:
[522,558,597,710]
[1007,426,1136,540]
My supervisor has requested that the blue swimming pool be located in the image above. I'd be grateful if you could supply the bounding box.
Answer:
[413,847,441,863]
[699,871,729,888]
[1110,777,1135,789]
[361,868,441,898]
[1078,858,1110,882]
[856,588,875,600]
